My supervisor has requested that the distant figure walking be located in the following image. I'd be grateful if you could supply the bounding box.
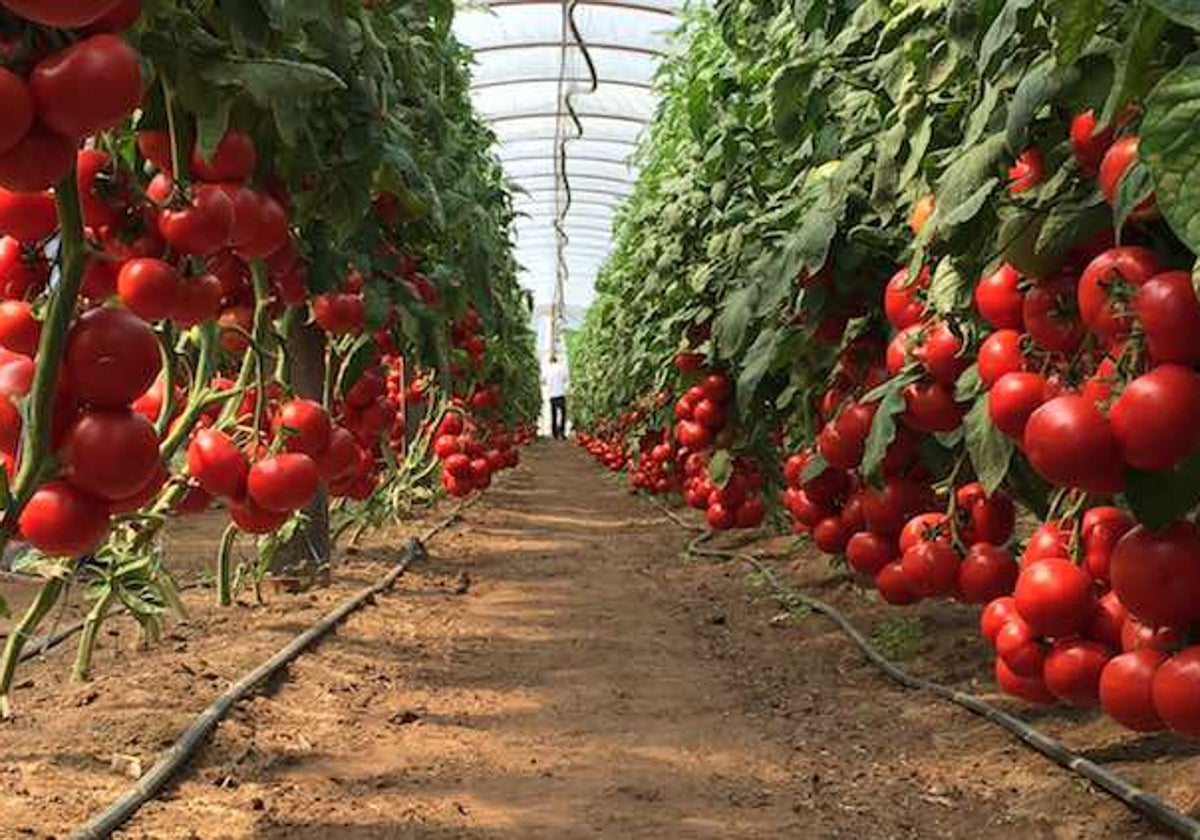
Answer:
[544,354,569,440]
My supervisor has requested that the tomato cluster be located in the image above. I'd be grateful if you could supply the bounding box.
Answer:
[432,410,520,498]
[0,3,141,193]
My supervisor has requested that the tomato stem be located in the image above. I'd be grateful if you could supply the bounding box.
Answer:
[72,584,116,682]
[216,522,238,607]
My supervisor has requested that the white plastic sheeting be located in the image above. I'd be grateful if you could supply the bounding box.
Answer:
[453,0,679,311]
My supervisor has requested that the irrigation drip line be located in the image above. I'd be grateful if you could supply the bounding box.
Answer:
[662,512,1200,840]
[70,503,474,840]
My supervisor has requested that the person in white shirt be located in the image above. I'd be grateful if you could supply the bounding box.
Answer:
[543,354,569,439]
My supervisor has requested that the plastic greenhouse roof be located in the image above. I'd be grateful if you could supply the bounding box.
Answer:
[453,0,680,312]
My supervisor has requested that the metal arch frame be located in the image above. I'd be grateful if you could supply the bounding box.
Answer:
[488,110,651,126]
[514,173,634,189]
[471,41,664,57]
[502,153,635,168]
[517,186,629,201]
[498,136,640,152]
[514,199,617,213]
[472,76,653,91]
[484,0,678,16]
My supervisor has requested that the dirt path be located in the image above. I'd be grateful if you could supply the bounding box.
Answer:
[102,441,1167,840]
[0,441,1182,838]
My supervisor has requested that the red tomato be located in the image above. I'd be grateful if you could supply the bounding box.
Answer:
[995,658,1055,704]
[0,300,39,355]
[0,126,76,193]
[914,321,967,387]
[1122,618,1185,653]
[1151,647,1200,737]
[229,497,290,534]
[1110,365,1200,471]
[1043,639,1111,707]
[1076,246,1161,345]
[1088,591,1128,649]
[172,273,223,327]
[86,0,141,31]
[65,305,161,408]
[958,543,1018,604]
[117,257,180,321]
[0,67,32,157]
[900,540,960,598]
[76,148,128,229]
[234,192,289,259]
[0,0,123,26]
[977,329,1026,388]
[1022,520,1070,566]
[318,427,359,481]
[875,560,920,605]
[1110,522,1200,628]
[956,483,1015,545]
[735,496,765,528]
[995,617,1046,677]
[59,408,159,501]
[901,381,963,433]
[706,502,735,531]
[273,398,332,460]
[988,372,1049,441]
[1135,271,1200,365]
[186,428,249,500]
[29,35,141,139]
[845,531,895,577]
[0,189,56,243]
[1023,396,1122,492]
[886,324,921,374]
[191,128,257,183]
[1007,147,1045,193]
[1099,136,1157,221]
[1070,110,1115,175]
[247,453,319,512]
[106,462,167,514]
[863,477,934,538]
[1014,557,1097,638]
[1023,275,1083,354]
[981,596,1020,646]
[693,397,726,430]
[974,264,1024,329]
[899,512,950,553]
[19,481,110,555]
[0,391,19,454]
[1100,650,1167,732]
[158,185,235,256]
[700,372,732,404]
[883,265,928,329]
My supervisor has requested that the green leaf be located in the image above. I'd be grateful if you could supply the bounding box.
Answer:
[1036,196,1110,255]
[1005,59,1082,154]
[978,0,1035,75]
[1126,452,1200,529]
[860,379,907,481]
[967,395,1013,493]
[800,452,829,482]
[771,63,814,142]
[1100,5,1168,125]
[1146,0,1200,30]
[202,58,346,106]
[928,259,967,316]
[195,103,231,160]
[713,285,757,357]
[1050,0,1106,65]
[1142,58,1200,254]
[955,364,983,402]
[709,449,732,487]
[1112,157,1155,235]
[736,327,783,415]
[935,134,1007,235]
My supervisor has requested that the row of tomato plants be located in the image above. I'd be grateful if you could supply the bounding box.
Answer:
[572,0,1200,739]
[0,0,537,716]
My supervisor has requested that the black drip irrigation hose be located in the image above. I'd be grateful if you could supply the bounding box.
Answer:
[649,499,1200,839]
[69,504,474,840]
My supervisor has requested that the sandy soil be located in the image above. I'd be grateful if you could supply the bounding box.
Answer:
[0,441,1195,838]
